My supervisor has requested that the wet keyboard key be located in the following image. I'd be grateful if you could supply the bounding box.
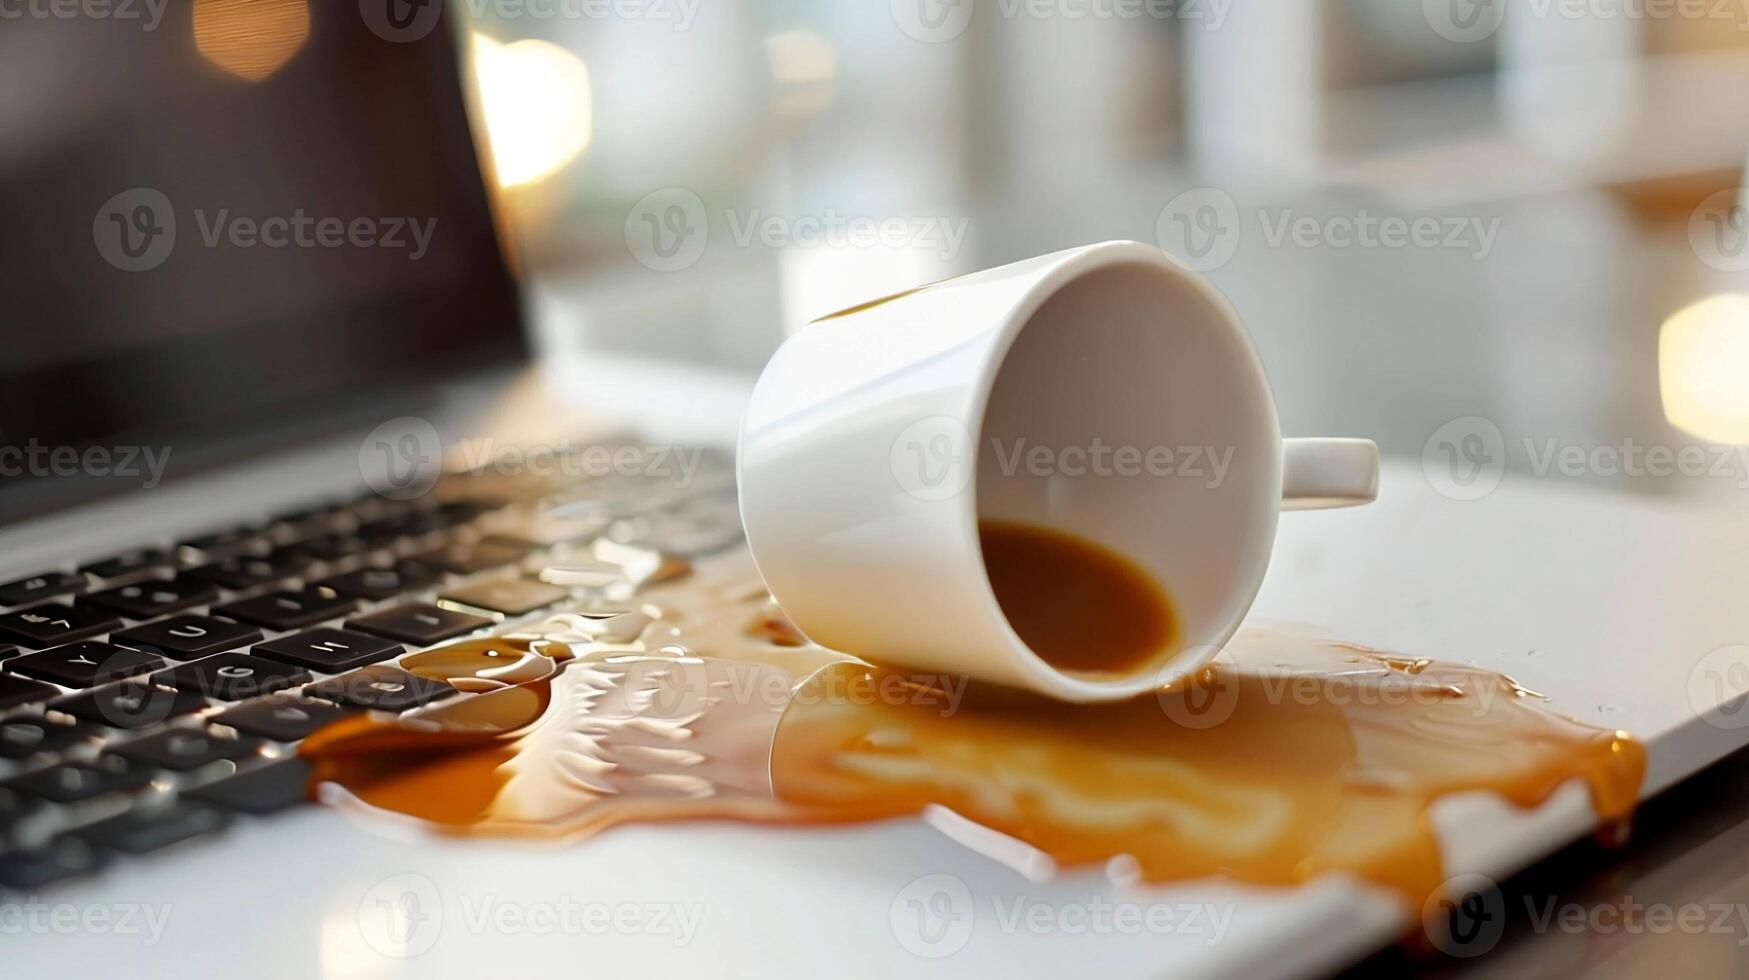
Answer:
[438,580,569,618]
[0,571,87,606]
[73,799,232,855]
[0,716,100,760]
[0,837,108,890]
[346,603,491,645]
[305,666,455,712]
[212,588,356,631]
[111,728,263,771]
[154,653,311,701]
[254,628,402,672]
[111,615,263,660]
[186,757,312,814]
[82,577,217,618]
[80,548,172,579]
[317,558,442,601]
[0,644,17,661]
[212,696,356,741]
[10,642,164,688]
[0,602,124,647]
[53,682,210,729]
[10,756,154,803]
[0,674,59,710]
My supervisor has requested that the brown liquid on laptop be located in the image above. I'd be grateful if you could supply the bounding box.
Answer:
[299,546,1645,914]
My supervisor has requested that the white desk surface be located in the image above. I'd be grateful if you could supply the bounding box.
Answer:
[9,457,1749,980]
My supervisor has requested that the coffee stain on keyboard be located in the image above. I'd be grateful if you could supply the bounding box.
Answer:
[298,553,1644,912]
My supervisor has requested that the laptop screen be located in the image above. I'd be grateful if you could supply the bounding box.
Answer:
[0,4,524,516]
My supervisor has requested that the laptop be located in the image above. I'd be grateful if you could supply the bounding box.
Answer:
[8,9,1749,980]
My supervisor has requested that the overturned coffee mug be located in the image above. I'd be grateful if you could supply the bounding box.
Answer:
[738,241,1378,703]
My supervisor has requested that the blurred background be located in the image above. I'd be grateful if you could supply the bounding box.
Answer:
[449,0,1749,502]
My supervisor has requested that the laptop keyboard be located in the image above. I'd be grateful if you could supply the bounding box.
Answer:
[0,446,739,892]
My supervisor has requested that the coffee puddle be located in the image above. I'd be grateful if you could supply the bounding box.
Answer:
[299,554,1644,912]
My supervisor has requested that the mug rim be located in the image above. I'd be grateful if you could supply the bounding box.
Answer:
[958,240,1285,702]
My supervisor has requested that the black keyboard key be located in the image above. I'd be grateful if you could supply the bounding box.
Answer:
[73,799,232,855]
[0,674,58,710]
[0,570,87,606]
[423,540,529,575]
[438,579,569,618]
[9,642,164,688]
[0,643,21,661]
[346,603,491,645]
[111,615,263,660]
[10,756,154,803]
[0,602,124,648]
[254,628,403,672]
[154,653,311,701]
[0,716,100,760]
[80,548,172,579]
[110,728,263,771]
[186,757,311,814]
[53,682,210,729]
[288,532,374,563]
[317,558,442,601]
[1,783,44,836]
[305,666,456,712]
[183,548,313,590]
[178,526,267,560]
[212,695,356,741]
[0,838,108,890]
[212,588,356,630]
[82,577,217,618]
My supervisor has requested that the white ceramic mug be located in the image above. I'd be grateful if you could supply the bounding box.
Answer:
[737,241,1378,703]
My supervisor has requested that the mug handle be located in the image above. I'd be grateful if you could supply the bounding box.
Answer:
[1282,438,1380,510]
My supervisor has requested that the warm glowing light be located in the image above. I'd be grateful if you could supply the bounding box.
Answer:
[764,30,837,116]
[471,33,592,189]
[1660,294,1749,444]
[193,0,309,82]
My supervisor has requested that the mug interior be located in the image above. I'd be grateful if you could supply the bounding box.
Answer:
[974,260,1280,685]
